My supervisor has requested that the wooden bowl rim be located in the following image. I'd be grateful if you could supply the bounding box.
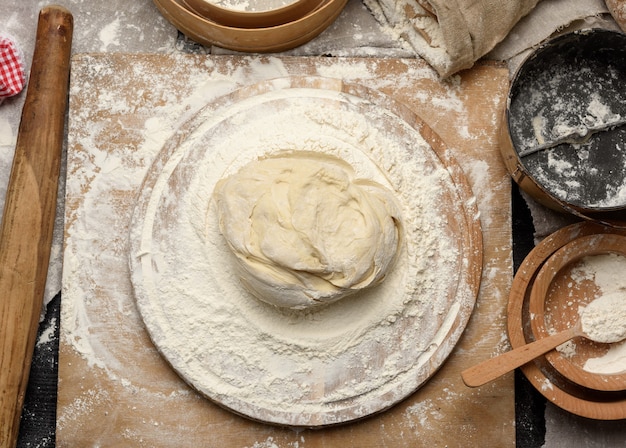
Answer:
[153,0,347,52]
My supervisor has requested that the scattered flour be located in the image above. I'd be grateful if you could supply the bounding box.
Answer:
[540,378,554,391]
[98,17,121,51]
[404,399,444,430]
[556,339,577,359]
[37,316,57,346]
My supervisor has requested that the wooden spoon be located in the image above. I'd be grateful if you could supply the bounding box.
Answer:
[461,292,626,388]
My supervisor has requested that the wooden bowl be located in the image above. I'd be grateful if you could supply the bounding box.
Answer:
[529,233,626,391]
[508,221,626,420]
[153,0,347,53]
[182,0,324,28]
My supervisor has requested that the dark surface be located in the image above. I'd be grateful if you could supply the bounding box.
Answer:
[17,293,60,448]
[16,184,546,447]
[512,183,548,448]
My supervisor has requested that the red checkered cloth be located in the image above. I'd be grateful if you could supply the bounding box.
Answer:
[0,34,25,102]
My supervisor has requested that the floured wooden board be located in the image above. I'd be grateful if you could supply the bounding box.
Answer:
[59,55,513,446]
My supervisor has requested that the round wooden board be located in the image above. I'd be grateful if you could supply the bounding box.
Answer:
[128,76,482,427]
[508,221,626,420]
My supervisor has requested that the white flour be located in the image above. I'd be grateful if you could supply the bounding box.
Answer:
[583,340,626,374]
[568,253,626,374]
[209,0,296,12]
[581,291,626,343]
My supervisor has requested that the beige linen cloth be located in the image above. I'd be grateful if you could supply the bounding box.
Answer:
[364,0,542,77]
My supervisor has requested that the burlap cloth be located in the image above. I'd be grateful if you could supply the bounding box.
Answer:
[364,0,542,77]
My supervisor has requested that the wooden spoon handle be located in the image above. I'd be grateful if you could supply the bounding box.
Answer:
[461,326,578,388]
[0,6,73,446]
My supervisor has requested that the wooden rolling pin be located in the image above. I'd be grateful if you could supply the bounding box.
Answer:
[0,6,73,447]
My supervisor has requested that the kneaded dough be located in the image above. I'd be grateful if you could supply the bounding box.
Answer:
[212,151,403,310]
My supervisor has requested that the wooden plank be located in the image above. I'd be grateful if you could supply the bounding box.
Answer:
[57,54,512,447]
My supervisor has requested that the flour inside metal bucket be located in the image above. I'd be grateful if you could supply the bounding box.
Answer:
[508,29,626,212]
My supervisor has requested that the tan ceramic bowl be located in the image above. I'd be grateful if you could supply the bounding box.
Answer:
[182,0,325,28]
[153,0,347,53]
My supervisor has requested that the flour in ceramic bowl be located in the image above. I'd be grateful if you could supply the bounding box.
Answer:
[128,77,479,425]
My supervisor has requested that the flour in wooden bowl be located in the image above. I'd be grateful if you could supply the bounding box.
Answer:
[552,252,626,375]
[581,291,626,344]
[210,0,298,11]
[573,253,626,375]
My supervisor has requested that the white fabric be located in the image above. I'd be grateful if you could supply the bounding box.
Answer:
[363,0,541,77]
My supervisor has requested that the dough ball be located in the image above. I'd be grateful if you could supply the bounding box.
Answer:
[212,151,403,310]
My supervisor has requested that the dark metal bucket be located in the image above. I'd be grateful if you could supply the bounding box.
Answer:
[500,28,626,225]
